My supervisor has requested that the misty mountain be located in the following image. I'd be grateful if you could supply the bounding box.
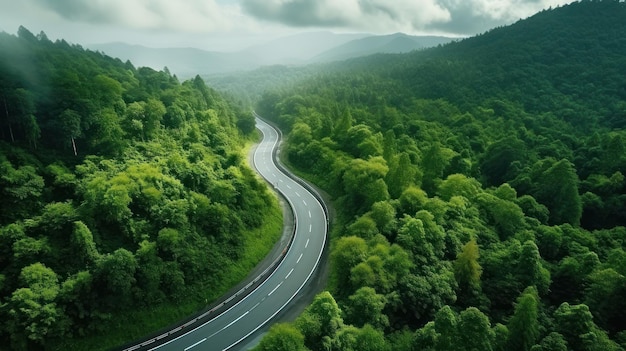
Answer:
[312,33,454,62]
[89,32,453,78]
[242,31,370,64]
[88,43,259,78]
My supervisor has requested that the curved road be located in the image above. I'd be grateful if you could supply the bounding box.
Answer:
[127,117,327,351]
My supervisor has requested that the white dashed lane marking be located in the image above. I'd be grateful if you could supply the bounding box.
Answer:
[184,338,206,351]
[268,282,283,296]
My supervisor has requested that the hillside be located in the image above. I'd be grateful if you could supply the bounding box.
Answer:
[313,33,453,62]
[0,27,282,350]
[253,1,626,351]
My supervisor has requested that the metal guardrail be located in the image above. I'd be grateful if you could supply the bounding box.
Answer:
[254,113,330,226]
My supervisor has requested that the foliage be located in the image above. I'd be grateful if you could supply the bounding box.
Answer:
[252,1,626,350]
[0,27,279,350]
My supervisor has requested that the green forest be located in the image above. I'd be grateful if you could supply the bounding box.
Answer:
[0,27,283,350]
[252,1,626,351]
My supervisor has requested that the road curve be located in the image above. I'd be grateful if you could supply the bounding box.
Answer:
[122,116,328,351]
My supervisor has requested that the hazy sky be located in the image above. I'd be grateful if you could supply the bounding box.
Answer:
[0,0,573,51]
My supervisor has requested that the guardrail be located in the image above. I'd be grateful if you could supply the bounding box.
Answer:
[254,112,331,226]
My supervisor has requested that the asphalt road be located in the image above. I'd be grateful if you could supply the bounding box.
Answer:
[127,117,328,351]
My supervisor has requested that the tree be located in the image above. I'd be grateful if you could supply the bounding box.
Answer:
[345,287,389,329]
[584,268,626,333]
[134,240,166,304]
[493,323,510,351]
[396,211,446,265]
[331,236,367,291]
[11,88,40,149]
[437,174,481,201]
[253,323,308,351]
[456,307,495,351]
[58,109,82,155]
[89,108,126,155]
[481,136,527,186]
[59,270,95,332]
[507,287,540,351]
[369,201,397,238]
[553,302,619,351]
[0,161,44,223]
[398,186,428,216]
[354,324,389,351]
[518,241,551,296]
[329,324,389,351]
[413,322,438,351]
[94,248,138,307]
[517,195,549,224]
[530,332,568,351]
[454,238,483,304]
[333,107,353,142]
[295,291,343,350]
[143,98,166,139]
[342,157,389,212]
[236,112,255,134]
[434,305,459,351]
[421,143,453,194]
[386,152,418,198]
[346,215,379,240]
[6,263,67,350]
[71,221,99,266]
[477,193,526,239]
[534,159,582,226]
[395,269,457,323]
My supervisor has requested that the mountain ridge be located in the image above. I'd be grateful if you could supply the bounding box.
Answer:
[89,32,454,78]
[313,32,454,62]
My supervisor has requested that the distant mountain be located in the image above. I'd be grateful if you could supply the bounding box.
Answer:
[89,32,453,78]
[312,33,454,62]
[88,43,259,78]
[89,32,367,78]
[242,31,370,64]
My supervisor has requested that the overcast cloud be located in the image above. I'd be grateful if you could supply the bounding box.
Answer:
[0,0,573,50]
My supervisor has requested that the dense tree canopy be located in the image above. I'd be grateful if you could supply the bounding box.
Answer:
[251,1,626,351]
[0,26,279,350]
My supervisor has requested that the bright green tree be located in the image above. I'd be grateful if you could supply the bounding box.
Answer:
[6,263,67,350]
[253,323,308,351]
[345,287,389,329]
[507,287,540,351]
[295,291,343,351]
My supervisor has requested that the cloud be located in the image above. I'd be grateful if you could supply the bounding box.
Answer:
[241,0,452,33]
[4,0,575,46]
[241,0,573,35]
[32,0,253,32]
[430,0,570,33]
